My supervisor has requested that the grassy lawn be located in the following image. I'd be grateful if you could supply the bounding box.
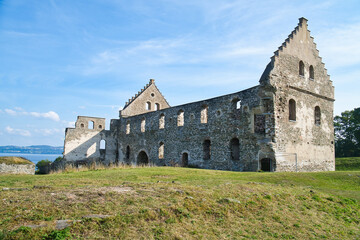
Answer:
[336,157,360,171]
[0,166,359,239]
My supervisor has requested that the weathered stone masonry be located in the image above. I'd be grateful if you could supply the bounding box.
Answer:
[63,18,335,172]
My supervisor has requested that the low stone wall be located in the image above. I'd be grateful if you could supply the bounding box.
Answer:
[0,163,35,175]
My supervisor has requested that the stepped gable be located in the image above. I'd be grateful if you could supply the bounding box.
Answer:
[123,79,170,110]
[271,17,330,81]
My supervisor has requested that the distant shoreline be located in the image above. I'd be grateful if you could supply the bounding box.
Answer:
[0,145,63,155]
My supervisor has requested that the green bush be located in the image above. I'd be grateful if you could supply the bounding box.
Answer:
[54,156,63,162]
[36,160,52,174]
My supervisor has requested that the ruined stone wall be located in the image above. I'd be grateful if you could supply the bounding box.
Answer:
[63,116,117,165]
[117,86,264,171]
[264,18,335,171]
[0,163,35,175]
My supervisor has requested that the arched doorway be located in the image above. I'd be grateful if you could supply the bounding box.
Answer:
[181,153,188,167]
[137,151,149,165]
[260,158,271,172]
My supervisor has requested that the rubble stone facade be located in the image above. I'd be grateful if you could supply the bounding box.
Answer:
[63,18,335,172]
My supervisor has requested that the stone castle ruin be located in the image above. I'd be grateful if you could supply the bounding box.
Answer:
[63,18,335,172]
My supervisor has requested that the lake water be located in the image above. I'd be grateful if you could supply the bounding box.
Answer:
[0,153,62,165]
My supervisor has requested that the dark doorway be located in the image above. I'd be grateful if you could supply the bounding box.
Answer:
[181,153,188,167]
[137,151,149,165]
[260,158,271,172]
[203,140,211,160]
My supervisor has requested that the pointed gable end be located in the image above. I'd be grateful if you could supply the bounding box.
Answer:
[262,17,334,99]
[120,79,170,117]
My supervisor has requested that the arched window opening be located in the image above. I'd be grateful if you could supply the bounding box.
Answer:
[80,123,84,128]
[126,146,130,160]
[299,61,304,76]
[177,110,184,126]
[126,121,130,134]
[137,151,149,165]
[159,114,165,129]
[100,139,106,150]
[158,142,164,159]
[201,105,208,124]
[309,65,314,80]
[289,99,296,121]
[141,118,146,132]
[181,153,188,167]
[88,121,94,129]
[146,101,151,110]
[315,106,321,125]
[98,125,102,129]
[260,158,271,172]
[203,139,211,160]
[230,138,240,161]
[155,103,160,111]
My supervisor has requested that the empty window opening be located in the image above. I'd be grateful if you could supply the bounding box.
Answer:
[260,158,271,172]
[159,114,165,129]
[232,98,241,109]
[126,121,130,134]
[309,65,314,80]
[203,139,211,160]
[80,123,84,128]
[125,146,130,160]
[230,138,240,161]
[137,151,149,165]
[299,61,305,76]
[146,101,151,110]
[98,125,102,129]
[289,99,296,121]
[100,139,106,150]
[151,93,155,97]
[181,153,188,167]
[177,110,184,126]
[141,118,146,132]
[315,106,321,125]
[201,105,208,124]
[155,103,160,111]
[88,121,94,129]
[158,142,164,159]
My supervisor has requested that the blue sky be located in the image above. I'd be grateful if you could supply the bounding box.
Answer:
[0,0,359,146]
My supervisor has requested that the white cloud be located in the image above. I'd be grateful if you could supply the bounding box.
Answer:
[4,109,17,116]
[5,126,31,137]
[29,111,60,121]
[3,108,60,121]
[34,128,61,136]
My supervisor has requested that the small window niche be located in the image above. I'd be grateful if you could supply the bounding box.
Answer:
[309,65,314,80]
[155,103,160,111]
[159,114,165,129]
[289,99,296,121]
[146,101,151,110]
[126,121,130,134]
[141,118,146,132]
[315,106,321,125]
[299,61,305,76]
[158,142,164,159]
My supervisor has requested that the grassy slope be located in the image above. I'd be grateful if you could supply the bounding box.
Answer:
[0,156,34,165]
[0,167,359,239]
[336,157,360,171]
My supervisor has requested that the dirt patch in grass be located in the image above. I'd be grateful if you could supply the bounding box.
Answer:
[0,156,34,165]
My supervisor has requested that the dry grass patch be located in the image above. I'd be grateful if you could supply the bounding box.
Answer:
[0,157,34,165]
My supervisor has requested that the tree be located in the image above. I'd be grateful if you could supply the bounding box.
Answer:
[334,107,360,157]
[36,159,52,174]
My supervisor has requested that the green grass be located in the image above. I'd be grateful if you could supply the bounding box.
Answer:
[0,166,359,239]
[0,156,34,165]
[336,157,360,171]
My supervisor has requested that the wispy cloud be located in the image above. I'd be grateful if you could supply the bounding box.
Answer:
[5,126,31,137]
[34,128,61,136]
[3,108,60,121]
